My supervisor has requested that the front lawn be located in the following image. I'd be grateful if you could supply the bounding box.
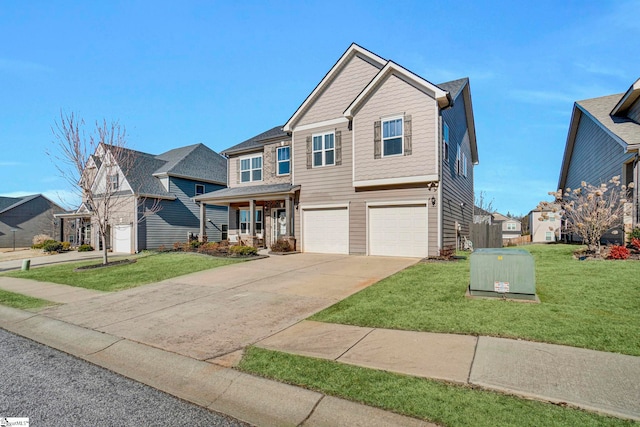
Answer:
[2,252,243,292]
[0,289,55,309]
[239,347,633,427]
[311,244,640,356]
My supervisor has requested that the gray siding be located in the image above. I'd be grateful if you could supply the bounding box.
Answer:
[293,122,439,255]
[441,91,474,249]
[297,54,380,127]
[353,74,438,182]
[628,98,640,124]
[141,177,227,249]
[0,197,65,247]
[564,115,634,190]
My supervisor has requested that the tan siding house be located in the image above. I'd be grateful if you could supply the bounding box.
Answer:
[197,43,478,257]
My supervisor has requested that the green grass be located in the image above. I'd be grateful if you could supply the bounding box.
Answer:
[0,289,55,309]
[239,347,634,427]
[311,244,640,356]
[2,252,243,292]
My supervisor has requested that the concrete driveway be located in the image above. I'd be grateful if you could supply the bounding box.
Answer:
[40,253,417,362]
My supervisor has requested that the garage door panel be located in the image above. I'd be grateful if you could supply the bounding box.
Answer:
[303,208,348,254]
[113,225,131,253]
[369,205,427,258]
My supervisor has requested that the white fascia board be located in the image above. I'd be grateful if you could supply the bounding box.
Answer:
[344,61,450,119]
[611,78,640,116]
[295,117,349,132]
[353,175,439,188]
[284,44,386,132]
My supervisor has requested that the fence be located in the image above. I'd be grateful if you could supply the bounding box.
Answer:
[503,235,531,246]
[470,223,502,248]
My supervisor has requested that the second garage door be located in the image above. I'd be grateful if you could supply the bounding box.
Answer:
[369,205,428,257]
[302,207,349,254]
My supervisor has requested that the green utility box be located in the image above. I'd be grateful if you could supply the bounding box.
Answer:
[469,248,536,300]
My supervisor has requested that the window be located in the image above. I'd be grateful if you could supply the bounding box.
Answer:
[463,153,468,177]
[239,208,263,235]
[312,132,335,167]
[548,213,555,222]
[507,222,517,231]
[195,184,205,195]
[382,117,403,156]
[109,174,119,190]
[277,146,290,175]
[240,155,262,183]
[456,144,461,175]
[545,231,553,241]
[443,123,450,162]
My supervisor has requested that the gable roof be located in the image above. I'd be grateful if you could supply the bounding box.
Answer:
[0,194,66,215]
[611,77,640,117]
[558,88,640,188]
[439,77,479,165]
[343,60,451,118]
[283,43,386,132]
[99,143,227,198]
[222,126,289,156]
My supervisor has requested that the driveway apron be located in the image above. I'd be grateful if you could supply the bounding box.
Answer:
[39,254,416,361]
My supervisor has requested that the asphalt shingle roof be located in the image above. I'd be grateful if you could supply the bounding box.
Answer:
[0,196,25,213]
[438,78,468,100]
[196,183,299,201]
[222,126,289,155]
[578,94,640,147]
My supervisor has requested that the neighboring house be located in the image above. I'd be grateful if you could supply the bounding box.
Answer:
[473,206,494,224]
[0,194,68,248]
[59,143,228,253]
[558,78,640,242]
[196,43,478,257]
[492,212,522,240]
[529,205,562,243]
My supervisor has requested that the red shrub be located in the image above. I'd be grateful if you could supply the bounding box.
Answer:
[632,238,640,251]
[608,244,630,260]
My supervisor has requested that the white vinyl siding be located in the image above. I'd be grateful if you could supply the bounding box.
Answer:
[302,207,348,254]
[369,205,427,257]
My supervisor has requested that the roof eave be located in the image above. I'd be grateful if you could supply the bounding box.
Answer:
[194,185,301,204]
[610,78,640,116]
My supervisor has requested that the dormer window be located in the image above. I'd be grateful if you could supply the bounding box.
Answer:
[109,174,119,191]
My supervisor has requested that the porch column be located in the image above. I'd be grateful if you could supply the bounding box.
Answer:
[199,203,206,242]
[250,199,256,237]
[285,196,292,236]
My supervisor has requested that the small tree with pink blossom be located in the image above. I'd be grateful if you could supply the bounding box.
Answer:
[537,176,633,255]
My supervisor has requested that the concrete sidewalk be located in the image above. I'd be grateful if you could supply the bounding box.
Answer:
[0,250,104,272]
[257,320,640,421]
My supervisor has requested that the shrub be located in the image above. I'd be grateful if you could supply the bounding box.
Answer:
[629,227,640,241]
[439,245,455,259]
[229,245,258,256]
[32,234,52,246]
[270,238,293,253]
[631,238,640,251]
[608,244,630,260]
[42,240,63,253]
[78,244,94,252]
[189,240,201,249]
[61,241,71,251]
[197,242,220,254]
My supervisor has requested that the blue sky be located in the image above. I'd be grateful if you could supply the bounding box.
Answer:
[1,0,638,216]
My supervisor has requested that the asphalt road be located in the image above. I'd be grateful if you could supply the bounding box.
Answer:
[0,329,251,427]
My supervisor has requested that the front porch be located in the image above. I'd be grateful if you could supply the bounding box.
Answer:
[195,184,300,250]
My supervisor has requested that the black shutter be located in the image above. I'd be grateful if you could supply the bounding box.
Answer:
[335,130,342,166]
[374,120,381,159]
[404,115,412,156]
[306,136,312,169]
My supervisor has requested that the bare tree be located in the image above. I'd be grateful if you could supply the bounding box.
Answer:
[474,190,495,214]
[49,112,160,264]
[538,176,633,254]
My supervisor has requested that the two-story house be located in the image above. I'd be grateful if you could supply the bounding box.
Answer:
[62,142,228,253]
[529,204,562,243]
[558,78,640,241]
[492,212,522,241]
[196,43,478,257]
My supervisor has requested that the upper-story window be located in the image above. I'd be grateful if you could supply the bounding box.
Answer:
[313,132,334,167]
[443,123,450,162]
[382,117,403,157]
[195,184,205,195]
[240,155,262,183]
[506,222,517,231]
[462,152,468,177]
[109,174,119,191]
[548,213,555,222]
[277,146,290,175]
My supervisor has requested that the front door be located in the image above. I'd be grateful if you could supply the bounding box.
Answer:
[272,209,287,242]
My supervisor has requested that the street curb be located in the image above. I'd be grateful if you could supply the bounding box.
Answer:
[0,306,433,427]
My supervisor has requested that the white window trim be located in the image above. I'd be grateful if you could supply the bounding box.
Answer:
[456,143,462,175]
[312,131,335,168]
[276,146,291,176]
[506,222,517,231]
[381,115,404,158]
[463,152,468,177]
[239,207,264,236]
[443,122,450,163]
[240,154,263,183]
[195,184,205,195]
[109,174,119,191]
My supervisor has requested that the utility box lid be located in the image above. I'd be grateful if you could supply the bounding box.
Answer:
[469,248,536,300]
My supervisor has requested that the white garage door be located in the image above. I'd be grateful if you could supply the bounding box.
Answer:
[369,205,428,257]
[113,225,132,253]
[303,208,349,254]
